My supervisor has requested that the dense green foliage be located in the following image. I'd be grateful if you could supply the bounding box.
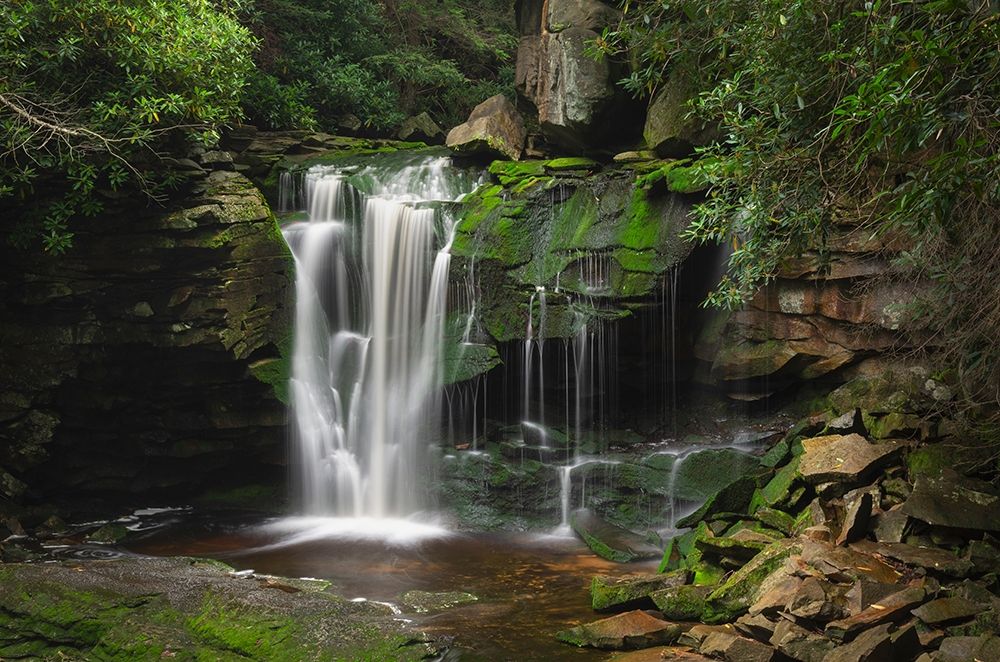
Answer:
[243,0,517,131]
[0,0,256,251]
[601,0,1000,444]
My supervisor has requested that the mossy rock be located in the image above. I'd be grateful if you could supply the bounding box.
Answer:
[749,456,801,514]
[0,557,436,660]
[651,584,714,621]
[590,570,690,612]
[703,540,804,623]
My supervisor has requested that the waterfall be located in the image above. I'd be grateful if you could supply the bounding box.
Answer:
[281,155,482,519]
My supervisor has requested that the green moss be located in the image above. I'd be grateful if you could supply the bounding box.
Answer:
[188,594,298,660]
[249,334,292,404]
[704,540,803,623]
[618,186,660,250]
[751,456,800,514]
[651,585,713,621]
[545,157,599,172]
[908,445,950,478]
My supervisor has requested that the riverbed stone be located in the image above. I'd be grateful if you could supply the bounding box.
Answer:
[571,509,662,563]
[447,95,526,160]
[901,469,1000,532]
[591,570,691,612]
[399,590,479,613]
[610,647,712,661]
[555,610,685,650]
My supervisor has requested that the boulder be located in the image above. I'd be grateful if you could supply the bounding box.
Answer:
[515,0,629,150]
[801,542,901,584]
[836,491,873,545]
[591,570,691,612]
[787,577,847,622]
[446,95,526,161]
[570,509,662,563]
[555,610,686,650]
[734,614,778,643]
[901,469,1000,532]
[643,70,717,157]
[397,112,444,144]
[872,509,909,544]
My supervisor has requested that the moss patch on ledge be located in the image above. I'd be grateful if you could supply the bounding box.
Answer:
[0,557,437,661]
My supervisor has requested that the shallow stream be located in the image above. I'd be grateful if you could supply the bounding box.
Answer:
[127,515,655,660]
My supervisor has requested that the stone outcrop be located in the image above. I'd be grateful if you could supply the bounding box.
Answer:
[515,0,637,151]
[446,95,527,160]
[693,219,935,403]
[0,149,293,518]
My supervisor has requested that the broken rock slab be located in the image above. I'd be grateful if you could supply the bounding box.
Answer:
[901,468,1000,532]
[911,597,984,627]
[700,630,777,662]
[591,570,691,612]
[824,586,926,642]
[799,434,905,490]
[571,508,662,563]
[851,539,975,579]
[556,610,686,650]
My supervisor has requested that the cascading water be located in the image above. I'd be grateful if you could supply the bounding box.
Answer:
[281,155,483,519]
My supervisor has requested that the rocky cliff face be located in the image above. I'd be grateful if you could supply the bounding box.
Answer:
[694,226,924,402]
[0,156,293,517]
[515,0,639,152]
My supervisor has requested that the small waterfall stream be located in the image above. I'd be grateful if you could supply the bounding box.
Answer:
[281,155,483,519]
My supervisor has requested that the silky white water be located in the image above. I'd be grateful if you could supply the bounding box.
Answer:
[281,155,483,518]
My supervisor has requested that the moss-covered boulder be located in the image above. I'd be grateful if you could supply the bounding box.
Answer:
[591,570,690,612]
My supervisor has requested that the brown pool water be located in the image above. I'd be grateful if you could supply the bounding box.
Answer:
[127,515,660,661]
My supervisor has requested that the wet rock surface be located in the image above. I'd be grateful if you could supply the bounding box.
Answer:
[0,157,293,516]
[0,556,438,660]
